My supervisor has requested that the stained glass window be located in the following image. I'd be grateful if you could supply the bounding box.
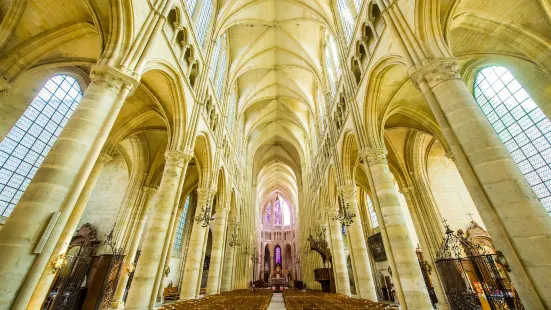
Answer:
[474,66,551,214]
[366,194,378,228]
[282,199,290,226]
[275,246,281,265]
[0,75,83,217]
[274,197,282,226]
[174,195,191,252]
[265,203,271,226]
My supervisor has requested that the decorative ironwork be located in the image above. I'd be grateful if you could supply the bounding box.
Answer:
[332,194,356,226]
[229,225,240,247]
[194,197,214,227]
[46,223,98,310]
[435,220,524,310]
[306,225,332,266]
[97,253,124,309]
[96,225,125,310]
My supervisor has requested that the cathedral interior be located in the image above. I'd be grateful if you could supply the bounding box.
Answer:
[0,0,550,309]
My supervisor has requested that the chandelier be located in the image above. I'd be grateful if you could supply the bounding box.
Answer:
[332,194,356,226]
[194,197,215,227]
[250,246,260,264]
[229,225,240,247]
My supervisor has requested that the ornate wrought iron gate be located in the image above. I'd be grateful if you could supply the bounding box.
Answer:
[96,253,125,309]
[50,254,93,310]
[435,224,523,310]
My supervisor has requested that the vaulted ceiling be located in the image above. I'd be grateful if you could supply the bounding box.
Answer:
[217,0,335,212]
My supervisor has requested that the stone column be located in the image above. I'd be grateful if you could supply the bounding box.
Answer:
[206,208,229,295]
[125,151,191,309]
[0,65,136,310]
[220,223,236,292]
[340,185,378,300]
[399,187,448,309]
[21,153,113,309]
[327,219,351,296]
[178,188,212,300]
[111,186,157,309]
[410,59,550,308]
[362,148,433,310]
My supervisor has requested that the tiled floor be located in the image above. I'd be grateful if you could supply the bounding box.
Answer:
[267,293,286,309]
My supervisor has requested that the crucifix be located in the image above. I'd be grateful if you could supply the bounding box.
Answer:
[467,212,475,222]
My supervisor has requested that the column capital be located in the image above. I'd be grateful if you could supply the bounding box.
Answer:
[359,148,388,166]
[143,186,157,195]
[165,150,193,167]
[90,65,140,93]
[409,58,461,89]
[338,185,357,201]
[97,153,113,164]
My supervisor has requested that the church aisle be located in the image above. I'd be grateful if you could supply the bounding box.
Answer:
[267,293,286,310]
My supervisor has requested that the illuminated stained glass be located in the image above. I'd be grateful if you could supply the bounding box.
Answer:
[265,203,271,226]
[274,197,282,226]
[474,66,551,214]
[275,246,281,265]
[0,75,83,217]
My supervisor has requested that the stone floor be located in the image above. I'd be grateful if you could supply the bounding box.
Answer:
[267,293,286,309]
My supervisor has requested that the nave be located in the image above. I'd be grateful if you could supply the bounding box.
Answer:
[0,0,550,309]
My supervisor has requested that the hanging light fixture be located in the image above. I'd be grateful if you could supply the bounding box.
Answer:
[194,197,215,227]
[229,225,241,247]
[332,193,356,226]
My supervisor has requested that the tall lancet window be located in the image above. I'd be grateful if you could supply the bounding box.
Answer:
[174,195,191,252]
[282,199,290,226]
[274,197,282,226]
[474,66,551,214]
[195,0,213,47]
[275,246,282,265]
[265,203,272,226]
[0,75,83,217]
[366,194,378,228]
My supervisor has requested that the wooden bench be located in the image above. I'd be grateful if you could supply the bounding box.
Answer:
[164,287,179,300]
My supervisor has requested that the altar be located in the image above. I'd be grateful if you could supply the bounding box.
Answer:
[272,264,286,292]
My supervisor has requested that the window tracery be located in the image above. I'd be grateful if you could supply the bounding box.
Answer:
[0,75,83,217]
[474,66,551,214]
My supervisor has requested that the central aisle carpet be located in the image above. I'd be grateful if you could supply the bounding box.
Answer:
[267,293,286,309]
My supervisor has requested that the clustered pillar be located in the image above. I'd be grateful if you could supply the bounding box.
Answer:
[206,208,229,295]
[340,185,378,301]
[411,59,551,308]
[111,186,157,309]
[0,65,136,310]
[363,148,433,310]
[179,187,213,300]
[125,150,191,309]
